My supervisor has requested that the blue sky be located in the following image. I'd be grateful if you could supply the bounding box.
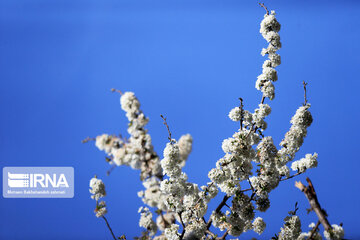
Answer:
[0,0,359,239]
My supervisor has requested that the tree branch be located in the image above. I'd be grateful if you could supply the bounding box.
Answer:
[178,212,186,240]
[102,216,117,240]
[295,177,332,231]
[308,220,320,240]
[217,229,229,240]
[280,171,303,182]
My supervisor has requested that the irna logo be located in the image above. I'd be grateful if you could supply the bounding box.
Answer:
[3,167,74,198]
[8,172,69,188]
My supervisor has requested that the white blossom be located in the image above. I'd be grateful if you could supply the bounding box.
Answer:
[89,177,107,218]
[120,91,140,113]
[95,201,107,218]
[138,207,157,236]
[324,224,344,240]
[252,217,266,235]
[278,215,302,240]
[279,104,313,165]
[178,134,193,167]
[229,107,242,122]
[291,153,318,173]
[164,224,180,240]
[89,177,106,201]
[156,212,175,231]
[95,134,115,154]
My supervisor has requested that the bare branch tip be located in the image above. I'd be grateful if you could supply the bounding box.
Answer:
[110,88,123,95]
[82,137,95,143]
[259,3,269,15]
[160,114,173,144]
[303,81,308,105]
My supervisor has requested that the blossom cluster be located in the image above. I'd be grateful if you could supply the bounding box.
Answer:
[278,104,314,166]
[323,224,345,240]
[138,206,158,236]
[95,92,162,181]
[278,215,302,240]
[89,177,107,218]
[159,141,217,239]
[256,10,282,100]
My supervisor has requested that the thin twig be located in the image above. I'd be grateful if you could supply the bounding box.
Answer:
[259,3,269,15]
[106,165,117,176]
[110,88,123,95]
[81,137,96,143]
[160,114,174,144]
[280,171,303,182]
[308,220,321,240]
[303,81,308,105]
[102,216,117,240]
[240,187,252,193]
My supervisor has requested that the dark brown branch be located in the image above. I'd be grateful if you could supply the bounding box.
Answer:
[259,3,269,15]
[178,212,186,240]
[206,195,231,229]
[280,171,303,182]
[303,81,308,105]
[160,114,174,144]
[217,229,229,240]
[295,177,332,231]
[106,165,117,176]
[260,95,265,104]
[240,187,252,193]
[110,88,123,95]
[102,216,117,240]
[308,220,320,240]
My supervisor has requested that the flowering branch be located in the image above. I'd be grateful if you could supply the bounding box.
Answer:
[87,4,345,240]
